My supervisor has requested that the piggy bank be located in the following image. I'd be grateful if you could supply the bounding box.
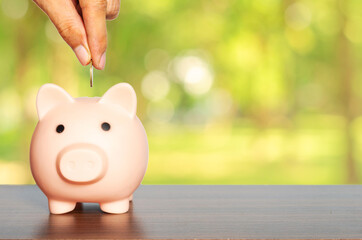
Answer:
[30,83,148,214]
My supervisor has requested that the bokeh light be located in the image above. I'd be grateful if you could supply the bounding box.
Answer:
[1,0,28,19]
[173,55,213,96]
[141,70,170,101]
[285,2,312,30]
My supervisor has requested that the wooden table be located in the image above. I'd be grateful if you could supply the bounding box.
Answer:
[1,185,362,239]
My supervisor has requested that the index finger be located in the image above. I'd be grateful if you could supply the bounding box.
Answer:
[79,0,107,70]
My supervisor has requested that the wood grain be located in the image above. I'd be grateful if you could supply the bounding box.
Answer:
[1,185,362,239]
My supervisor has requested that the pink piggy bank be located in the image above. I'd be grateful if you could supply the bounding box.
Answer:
[30,83,148,214]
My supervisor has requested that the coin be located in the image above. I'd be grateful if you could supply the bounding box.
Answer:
[90,60,93,87]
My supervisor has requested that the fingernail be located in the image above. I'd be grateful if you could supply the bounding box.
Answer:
[74,45,90,66]
[99,52,106,70]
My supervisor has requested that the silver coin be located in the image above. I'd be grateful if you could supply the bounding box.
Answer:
[90,61,93,87]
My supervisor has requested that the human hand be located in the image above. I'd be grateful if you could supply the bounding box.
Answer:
[34,0,120,70]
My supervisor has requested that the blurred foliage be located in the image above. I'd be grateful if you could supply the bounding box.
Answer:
[0,0,362,184]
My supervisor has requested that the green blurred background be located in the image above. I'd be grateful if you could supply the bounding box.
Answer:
[1,0,362,184]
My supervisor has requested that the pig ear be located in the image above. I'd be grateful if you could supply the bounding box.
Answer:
[99,83,137,119]
[36,84,74,120]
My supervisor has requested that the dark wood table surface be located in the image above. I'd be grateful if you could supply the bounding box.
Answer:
[1,185,362,239]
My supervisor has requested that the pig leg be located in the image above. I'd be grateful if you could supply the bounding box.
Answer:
[129,194,133,201]
[48,199,76,214]
[100,199,129,214]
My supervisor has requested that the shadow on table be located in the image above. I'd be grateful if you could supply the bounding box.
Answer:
[35,202,145,239]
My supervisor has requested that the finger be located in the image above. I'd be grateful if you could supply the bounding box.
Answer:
[106,0,120,20]
[79,0,107,70]
[33,0,91,66]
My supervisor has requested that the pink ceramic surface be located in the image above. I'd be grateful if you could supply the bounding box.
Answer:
[30,83,148,214]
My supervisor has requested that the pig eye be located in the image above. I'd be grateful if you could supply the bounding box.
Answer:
[101,122,111,131]
[56,124,65,133]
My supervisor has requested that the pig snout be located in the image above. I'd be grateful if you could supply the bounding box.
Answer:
[56,144,107,184]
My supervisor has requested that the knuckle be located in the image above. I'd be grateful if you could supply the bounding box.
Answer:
[56,19,81,43]
[80,0,107,11]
